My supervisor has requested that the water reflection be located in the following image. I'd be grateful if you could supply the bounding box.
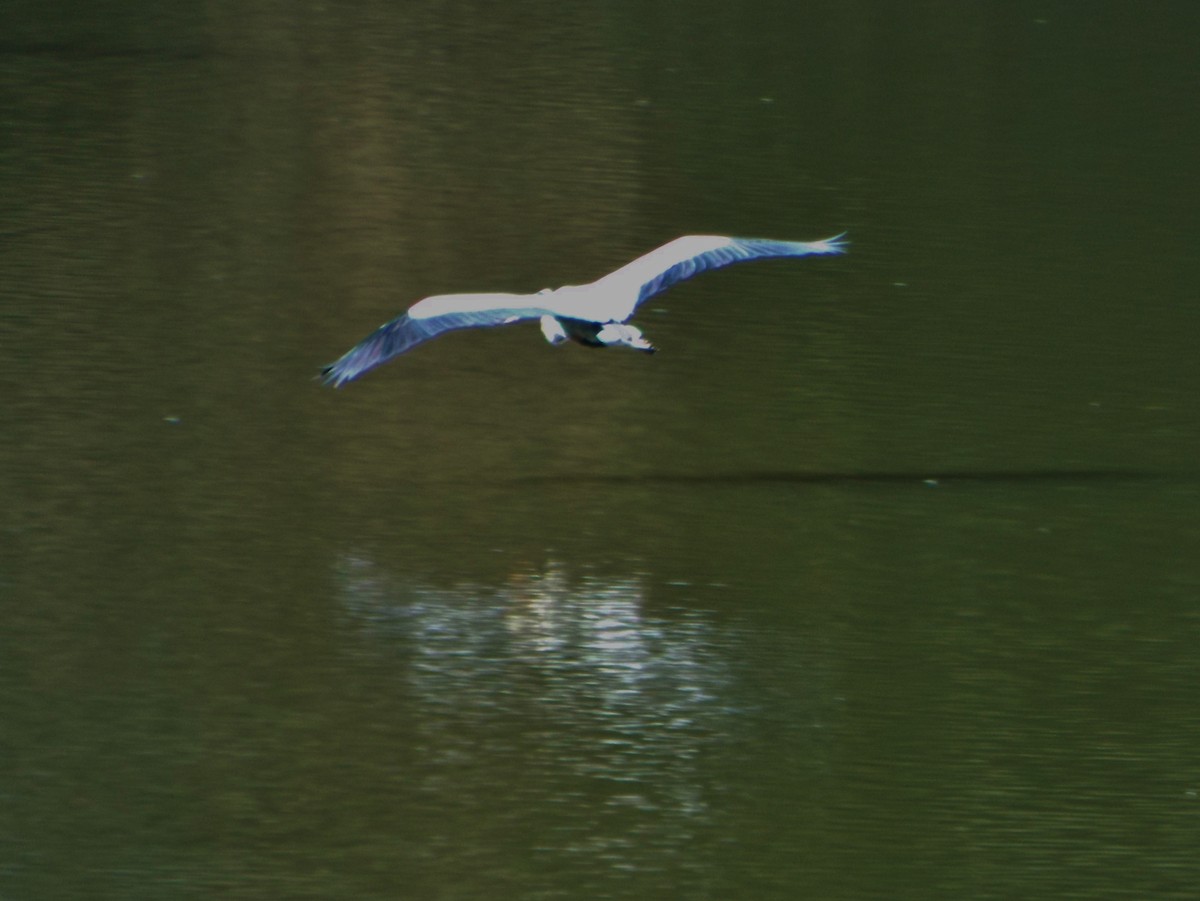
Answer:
[335,554,731,868]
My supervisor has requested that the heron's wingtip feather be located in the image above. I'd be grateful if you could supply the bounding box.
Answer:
[815,232,849,254]
[318,363,349,388]
[318,314,426,387]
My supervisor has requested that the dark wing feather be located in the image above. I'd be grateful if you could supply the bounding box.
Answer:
[634,235,847,307]
[576,234,846,322]
[320,305,546,387]
[320,314,439,387]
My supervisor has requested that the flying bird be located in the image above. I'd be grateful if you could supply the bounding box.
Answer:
[320,233,846,387]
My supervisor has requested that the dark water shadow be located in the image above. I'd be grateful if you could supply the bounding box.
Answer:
[511,468,1174,489]
[0,42,215,61]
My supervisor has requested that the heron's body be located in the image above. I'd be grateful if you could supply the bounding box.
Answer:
[321,233,845,386]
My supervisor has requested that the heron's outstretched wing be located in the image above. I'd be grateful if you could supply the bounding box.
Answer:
[320,293,549,387]
[582,234,847,321]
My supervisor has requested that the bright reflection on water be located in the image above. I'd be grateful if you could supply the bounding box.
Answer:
[336,556,730,868]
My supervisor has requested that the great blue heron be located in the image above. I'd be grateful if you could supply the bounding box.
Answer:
[320,233,846,386]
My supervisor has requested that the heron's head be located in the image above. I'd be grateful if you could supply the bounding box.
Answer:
[596,322,656,353]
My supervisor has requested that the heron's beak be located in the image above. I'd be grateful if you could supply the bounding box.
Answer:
[596,322,656,353]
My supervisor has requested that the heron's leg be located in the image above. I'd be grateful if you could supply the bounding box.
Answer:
[539,315,569,346]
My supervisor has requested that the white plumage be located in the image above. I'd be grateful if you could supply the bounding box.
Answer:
[321,233,846,387]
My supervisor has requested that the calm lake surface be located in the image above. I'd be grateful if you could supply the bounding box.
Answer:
[3,2,1198,898]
